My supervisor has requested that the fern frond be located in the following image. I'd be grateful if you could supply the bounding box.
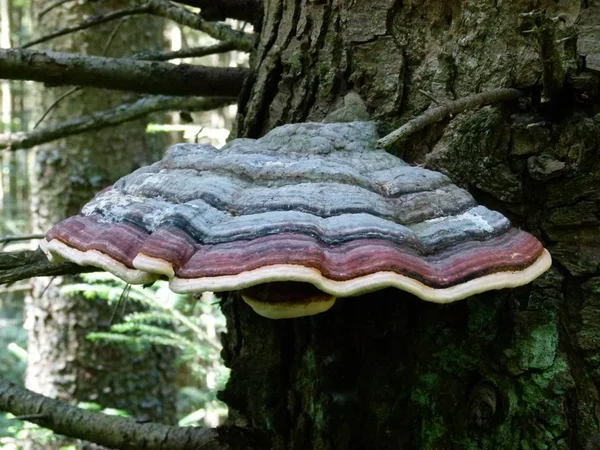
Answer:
[87,331,182,351]
[86,332,149,351]
[123,311,177,326]
[133,334,194,348]
[108,323,196,348]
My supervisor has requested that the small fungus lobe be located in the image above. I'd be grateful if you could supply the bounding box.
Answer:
[42,122,551,319]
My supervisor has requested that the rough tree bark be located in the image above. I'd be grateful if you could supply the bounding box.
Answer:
[221,1,600,449]
[25,2,176,447]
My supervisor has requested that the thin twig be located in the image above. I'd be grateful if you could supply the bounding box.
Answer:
[34,17,149,130]
[22,6,152,49]
[38,0,74,19]
[24,1,254,52]
[145,0,255,52]
[101,18,127,57]
[1,96,236,151]
[175,0,262,25]
[33,87,81,130]
[0,233,46,244]
[132,41,240,61]
[109,284,131,326]
[33,19,125,130]
[378,88,524,149]
[39,276,57,299]
[418,89,442,105]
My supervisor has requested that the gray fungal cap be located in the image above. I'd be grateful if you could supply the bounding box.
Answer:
[42,121,551,319]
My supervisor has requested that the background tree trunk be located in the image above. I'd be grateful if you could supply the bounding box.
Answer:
[25,2,177,447]
[223,1,600,449]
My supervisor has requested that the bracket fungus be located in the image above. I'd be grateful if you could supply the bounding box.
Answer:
[41,121,551,319]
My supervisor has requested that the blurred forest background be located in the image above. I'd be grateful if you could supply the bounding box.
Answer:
[0,1,248,448]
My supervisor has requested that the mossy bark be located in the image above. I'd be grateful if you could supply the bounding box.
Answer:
[223,1,600,449]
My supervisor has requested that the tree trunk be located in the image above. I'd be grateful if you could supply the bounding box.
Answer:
[25,1,176,444]
[223,1,600,449]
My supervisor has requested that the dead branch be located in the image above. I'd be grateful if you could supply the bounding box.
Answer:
[175,0,263,26]
[378,88,525,149]
[33,86,81,129]
[0,96,235,151]
[37,0,75,19]
[0,48,248,96]
[23,5,152,49]
[26,1,254,53]
[0,379,268,450]
[0,250,99,284]
[0,233,45,244]
[132,41,241,61]
[145,0,255,51]
[33,19,126,129]
[32,39,238,130]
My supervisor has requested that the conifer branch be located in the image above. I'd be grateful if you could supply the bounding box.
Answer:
[0,250,98,285]
[0,379,268,450]
[22,6,153,48]
[0,48,248,96]
[0,96,235,152]
[175,0,262,25]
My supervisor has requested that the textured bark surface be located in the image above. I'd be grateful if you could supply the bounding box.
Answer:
[224,1,600,449]
[25,1,177,443]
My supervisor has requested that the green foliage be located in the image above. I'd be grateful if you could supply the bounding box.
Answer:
[0,273,229,449]
[67,273,230,427]
[0,322,26,386]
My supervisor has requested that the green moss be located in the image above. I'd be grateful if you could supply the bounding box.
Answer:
[419,416,448,450]
[514,356,571,445]
[314,406,326,428]
[530,356,569,391]
[411,373,439,407]
[516,322,558,371]
[434,343,478,374]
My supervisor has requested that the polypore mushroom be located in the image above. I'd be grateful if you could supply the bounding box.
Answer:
[41,121,551,319]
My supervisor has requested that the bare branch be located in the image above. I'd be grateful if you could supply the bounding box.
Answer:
[378,88,525,149]
[132,41,241,61]
[32,36,237,129]
[25,1,254,52]
[22,6,152,49]
[0,96,235,151]
[33,87,81,129]
[0,233,45,244]
[145,0,255,52]
[0,250,99,284]
[0,379,268,450]
[33,19,127,129]
[37,0,75,19]
[0,48,248,96]
[174,0,263,26]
